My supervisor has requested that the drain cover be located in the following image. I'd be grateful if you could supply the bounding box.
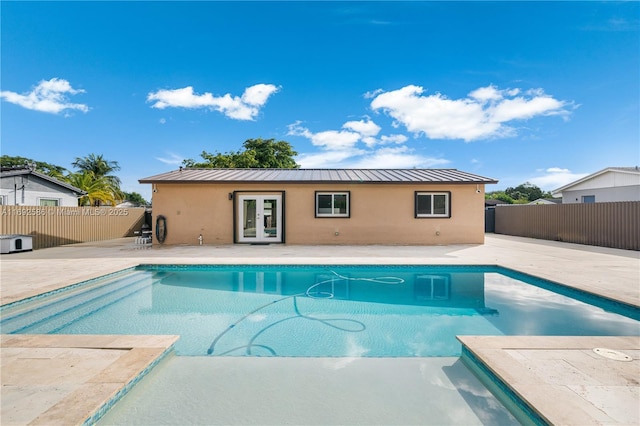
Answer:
[593,348,633,362]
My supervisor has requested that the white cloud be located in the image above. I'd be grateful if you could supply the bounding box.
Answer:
[241,83,279,106]
[529,167,588,191]
[469,85,502,102]
[346,146,449,169]
[288,118,408,150]
[296,148,366,168]
[363,88,384,99]
[490,95,567,123]
[147,83,280,121]
[290,120,447,169]
[288,121,362,150]
[380,134,408,144]
[0,78,89,115]
[155,152,184,165]
[343,118,381,137]
[370,84,573,141]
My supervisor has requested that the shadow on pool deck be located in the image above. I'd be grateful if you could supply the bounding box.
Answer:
[1,235,638,425]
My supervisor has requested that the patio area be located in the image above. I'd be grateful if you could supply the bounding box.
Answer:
[1,234,638,425]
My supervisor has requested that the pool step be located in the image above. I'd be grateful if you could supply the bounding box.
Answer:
[1,271,153,334]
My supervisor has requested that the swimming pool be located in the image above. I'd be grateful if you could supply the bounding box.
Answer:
[2,264,638,357]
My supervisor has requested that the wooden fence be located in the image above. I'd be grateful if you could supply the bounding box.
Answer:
[0,206,147,250]
[494,201,640,250]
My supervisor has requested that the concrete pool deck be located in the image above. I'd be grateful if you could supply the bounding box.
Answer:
[0,234,638,425]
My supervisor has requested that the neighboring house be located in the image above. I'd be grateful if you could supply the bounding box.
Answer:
[527,198,562,205]
[116,200,146,208]
[484,199,508,209]
[0,166,86,206]
[139,168,497,245]
[552,167,640,204]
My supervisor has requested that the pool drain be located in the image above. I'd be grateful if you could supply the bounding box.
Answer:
[593,348,632,362]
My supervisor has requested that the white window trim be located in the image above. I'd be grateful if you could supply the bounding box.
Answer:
[415,191,451,218]
[315,191,350,218]
[38,197,61,207]
[415,274,451,301]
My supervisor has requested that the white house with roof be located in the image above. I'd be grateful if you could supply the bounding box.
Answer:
[551,167,640,204]
[0,167,86,206]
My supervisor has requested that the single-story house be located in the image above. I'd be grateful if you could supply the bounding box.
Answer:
[139,168,497,245]
[0,166,86,206]
[484,199,508,209]
[116,200,147,208]
[552,167,640,204]
[527,198,562,205]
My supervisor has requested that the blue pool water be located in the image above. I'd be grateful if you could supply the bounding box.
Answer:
[1,265,638,357]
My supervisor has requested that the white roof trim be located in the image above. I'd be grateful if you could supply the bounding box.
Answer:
[552,167,640,195]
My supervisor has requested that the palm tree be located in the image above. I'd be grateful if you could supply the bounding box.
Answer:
[70,154,123,206]
[72,154,122,187]
[66,171,122,207]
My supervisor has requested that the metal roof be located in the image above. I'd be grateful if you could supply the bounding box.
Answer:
[0,168,88,195]
[139,168,498,184]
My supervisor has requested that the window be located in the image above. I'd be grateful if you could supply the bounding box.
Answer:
[315,192,350,217]
[0,195,4,205]
[39,198,60,206]
[415,192,450,218]
[582,195,595,204]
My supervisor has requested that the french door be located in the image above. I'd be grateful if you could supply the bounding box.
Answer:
[237,195,282,243]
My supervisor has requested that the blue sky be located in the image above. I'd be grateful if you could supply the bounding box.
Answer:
[2,1,638,201]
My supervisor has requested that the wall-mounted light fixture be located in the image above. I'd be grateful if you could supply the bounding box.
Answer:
[152,184,158,193]
[476,184,481,194]
[228,192,234,200]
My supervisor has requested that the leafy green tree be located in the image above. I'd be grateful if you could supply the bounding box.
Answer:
[505,182,551,202]
[184,138,299,169]
[485,192,514,204]
[184,149,258,168]
[66,172,121,206]
[243,138,299,169]
[1,155,68,179]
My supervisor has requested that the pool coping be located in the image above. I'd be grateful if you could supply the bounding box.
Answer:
[458,335,640,426]
[0,334,179,425]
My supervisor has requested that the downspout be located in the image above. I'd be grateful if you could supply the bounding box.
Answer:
[21,177,26,204]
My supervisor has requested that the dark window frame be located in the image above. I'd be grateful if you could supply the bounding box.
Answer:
[414,191,451,218]
[315,191,351,218]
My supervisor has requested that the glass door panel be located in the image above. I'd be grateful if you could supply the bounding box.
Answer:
[263,199,277,239]
[238,195,282,243]
[242,199,257,238]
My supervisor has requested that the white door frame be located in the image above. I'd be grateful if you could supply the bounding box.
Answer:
[237,194,282,243]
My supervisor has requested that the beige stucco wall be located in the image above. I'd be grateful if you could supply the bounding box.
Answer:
[149,182,486,245]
